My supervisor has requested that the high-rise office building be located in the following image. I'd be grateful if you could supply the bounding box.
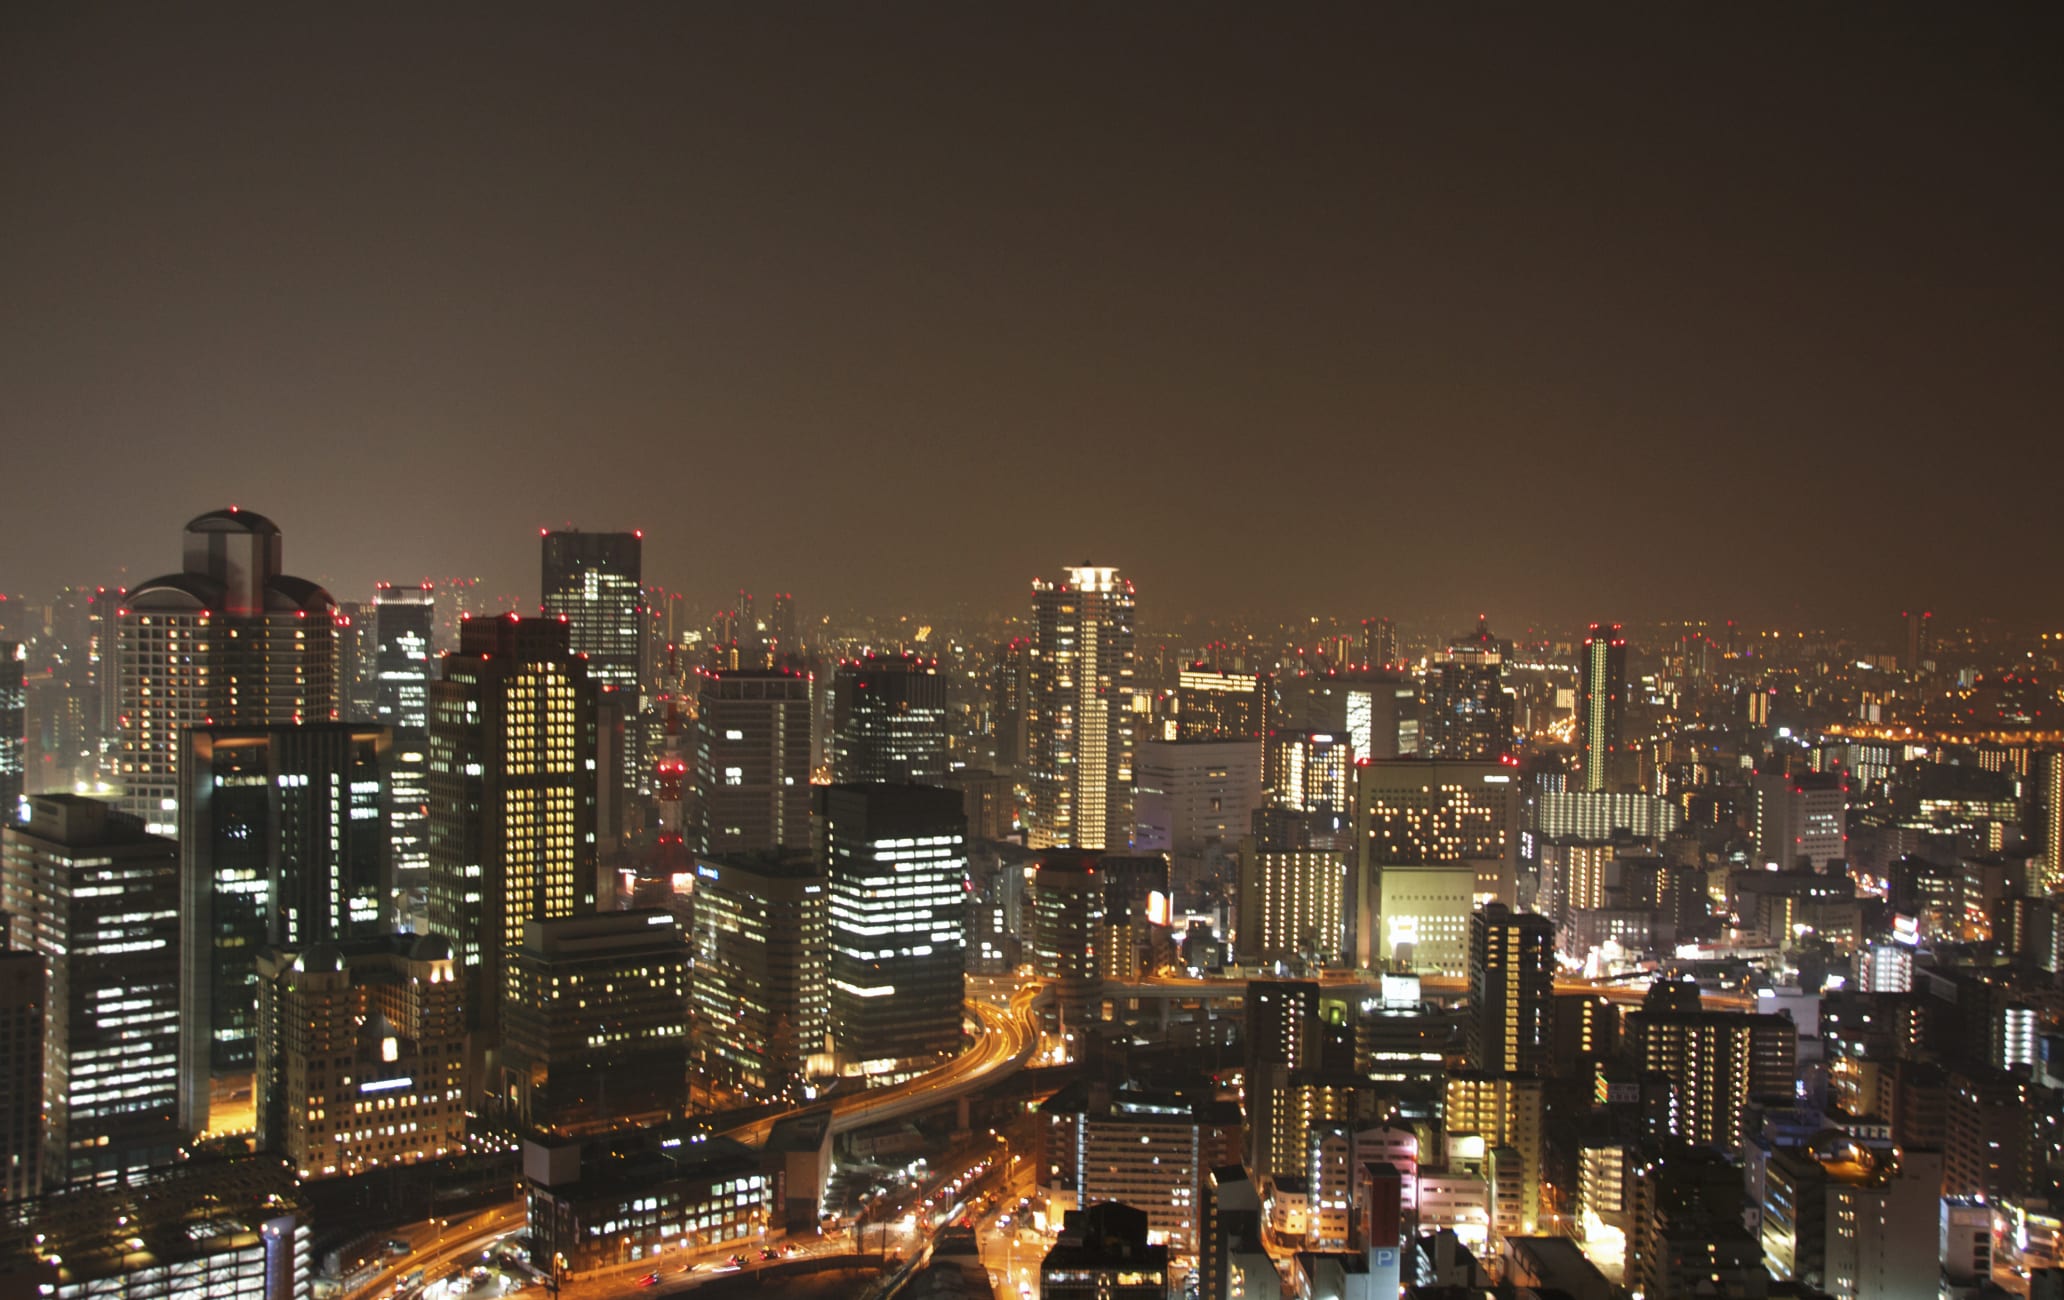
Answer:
[1028,565,1137,850]
[1176,667,1268,741]
[542,530,645,810]
[334,599,380,723]
[1029,851,1105,1039]
[990,637,1031,773]
[253,933,466,1180]
[2,795,179,1186]
[831,653,950,785]
[540,530,646,699]
[1268,729,1354,821]
[1753,770,1849,871]
[1357,759,1521,870]
[1420,617,1512,763]
[504,911,690,1130]
[1362,617,1400,670]
[373,582,435,883]
[1467,903,1555,1075]
[1131,739,1265,855]
[425,616,598,1040]
[694,668,812,854]
[1371,861,1478,973]
[1292,669,1417,761]
[0,642,22,825]
[115,508,339,835]
[768,592,798,663]
[820,783,967,1072]
[177,723,393,1133]
[687,854,826,1102]
[1578,623,1627,793]
[0,943,43,1201]
[1355,758,1522,967]
[1038,1081,1242,1262]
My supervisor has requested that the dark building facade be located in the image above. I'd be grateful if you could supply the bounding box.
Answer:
[541,529,646,813]
[1420,617,1512,763]
[177,722,393,1133]
[831,652,950,785]
[694,668,812,855]
[1467,903,1555,1075]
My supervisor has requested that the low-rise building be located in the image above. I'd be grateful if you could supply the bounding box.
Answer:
[0,1156,310,1299]
[524,1126,770,1274]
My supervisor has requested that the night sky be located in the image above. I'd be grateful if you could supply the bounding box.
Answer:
[3,5,2059,628]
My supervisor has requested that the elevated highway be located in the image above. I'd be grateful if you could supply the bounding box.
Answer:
[722,980,1049,1147]
[1103,971,1754,1012]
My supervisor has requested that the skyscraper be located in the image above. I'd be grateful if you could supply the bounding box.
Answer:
[1176,667,1268,741]
[694,668,813,854]
[374,582,436,883]
[115,509,339,835]
[542,529,646,810]
[177,722,393,1133]
[688,854,826,1102]
[1625,986,1797,1153]
[540,530,646,697]
[1267,729,1354,823]
[768,592,798,663]
[2037,749,2062,893]
[1362,617,1400,670]
[831,652,950,785]
[334,600,380,722]
[820,783,967,1073]
[1028,565,1137,850]
[990,637,1031,773]
[1578,623,1627,793]
[2,796,180,1187]
[0,943,43,1201]
[1420,616,1512,763]
[1467,903,1555,1075]
[1753,770,1849,871]
[504,911,690,1130]
[0,642,21,825]
[1029,850,1105,1040]
[426,616,598,1041]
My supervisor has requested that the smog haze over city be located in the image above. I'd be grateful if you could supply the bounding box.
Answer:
[7,10,2064,1300]
[4,4,2060,626]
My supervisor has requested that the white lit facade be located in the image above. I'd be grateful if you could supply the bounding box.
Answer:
[820,784,968,1072]
[1029,566,1136,850]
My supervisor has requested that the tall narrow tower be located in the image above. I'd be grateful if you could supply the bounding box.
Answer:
[1578,622,1627,793]
[374,581,436,882]
[1028,565,1137,850]
[1467,902,1555,1075]
[541,529,645,812]
[426,616,598,1041]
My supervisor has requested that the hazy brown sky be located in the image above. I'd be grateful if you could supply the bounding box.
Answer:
[3,4,2058,628]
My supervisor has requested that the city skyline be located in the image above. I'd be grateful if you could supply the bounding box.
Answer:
[3,6,2060,623]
